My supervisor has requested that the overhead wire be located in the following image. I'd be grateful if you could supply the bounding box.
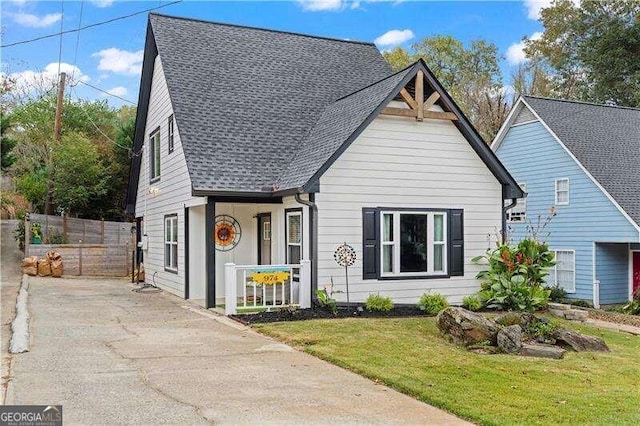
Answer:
[75,80,137,105]
[1,0,183,48]
[70,0,85,84]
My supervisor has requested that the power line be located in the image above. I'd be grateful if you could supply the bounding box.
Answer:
[70,0,85,84]
[76,80,137,105]
[1,0,183,48]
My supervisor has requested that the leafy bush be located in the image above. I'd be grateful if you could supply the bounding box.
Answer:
[417,292,448,315]
[46,230,68,244]
[525,319,559,341]
[621,289,640,315]
[472,239,554,312]
[315,289,337,314]
[462,295,482,312]
[545,285,567,302]
[365,294,394,312]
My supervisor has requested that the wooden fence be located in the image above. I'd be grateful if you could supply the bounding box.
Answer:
[25,214,135,277]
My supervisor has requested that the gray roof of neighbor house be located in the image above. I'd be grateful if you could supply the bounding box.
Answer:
[126,13,523,212]
[523,96,640,226]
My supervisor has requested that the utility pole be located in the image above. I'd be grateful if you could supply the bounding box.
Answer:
[45,72,66,215]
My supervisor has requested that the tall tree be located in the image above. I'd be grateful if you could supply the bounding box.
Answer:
[1,114,17,170]
[510,61,554,98]
[382,36,507,142]
[526,0,640,106]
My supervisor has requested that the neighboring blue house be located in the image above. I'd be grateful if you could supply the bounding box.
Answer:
[493,96,640,307]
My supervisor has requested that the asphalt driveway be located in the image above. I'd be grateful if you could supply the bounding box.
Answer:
[4,275,467,425]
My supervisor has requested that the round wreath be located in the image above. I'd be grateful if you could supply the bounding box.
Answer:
[214,215,241,251]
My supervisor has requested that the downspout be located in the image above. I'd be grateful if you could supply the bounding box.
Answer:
[295,192,318,295]
[502,198,517,244]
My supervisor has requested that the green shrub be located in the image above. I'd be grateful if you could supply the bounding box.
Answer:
[365,294,394,312]
[46,230,68,244]
[315,289,337,314]
[472,238,554,312]
[621,289,640,315]
[525,319,560,341]
[462,295,482,312]
[545,285,567,302]
[417,292,448,315]
[565,299,593,308]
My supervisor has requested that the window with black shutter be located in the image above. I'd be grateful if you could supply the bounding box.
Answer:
[362,208,464,279]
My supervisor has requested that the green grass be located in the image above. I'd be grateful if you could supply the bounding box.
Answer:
[254,317,640,425]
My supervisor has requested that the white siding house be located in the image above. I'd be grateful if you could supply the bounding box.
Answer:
[126,14,522,311]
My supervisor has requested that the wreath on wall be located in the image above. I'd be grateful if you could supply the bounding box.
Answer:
[214,215,241,251]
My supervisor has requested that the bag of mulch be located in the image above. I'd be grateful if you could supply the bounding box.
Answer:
[21,256,38,276]
[37,257,52,277]
[50,258,63,278]
[46,251,62,261]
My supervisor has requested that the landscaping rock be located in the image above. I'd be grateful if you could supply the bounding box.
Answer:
[497,325,523,354]
[552,328,610,352]
[520,343,566,359]
[548,309,566,319]
[548,302,570,311]
[437,307,500,346]
[564,309,589,321]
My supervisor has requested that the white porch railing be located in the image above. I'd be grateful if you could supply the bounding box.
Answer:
[224,260,311,315]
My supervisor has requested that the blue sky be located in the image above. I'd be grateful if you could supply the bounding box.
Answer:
[1,0,550,108]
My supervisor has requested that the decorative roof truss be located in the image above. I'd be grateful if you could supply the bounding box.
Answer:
[381,70,457,122]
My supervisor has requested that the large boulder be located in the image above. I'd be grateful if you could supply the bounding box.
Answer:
[552,328,610,352]
[497,325,523,354]
[520,343,566,359]
[437,307,500,346]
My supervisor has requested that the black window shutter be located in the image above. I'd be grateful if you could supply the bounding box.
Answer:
[362,208,378,280]
[448,209,464,276]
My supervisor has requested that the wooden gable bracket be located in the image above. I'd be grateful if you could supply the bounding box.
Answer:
[382,71,458,122]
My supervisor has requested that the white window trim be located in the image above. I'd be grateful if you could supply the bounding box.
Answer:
[507,183,527,223]
[286,210,302,264]
[555,178,570,205]
[380,210,448,277]
[549,249,575,293]
[164,215,178,272]
[149,129,161,182]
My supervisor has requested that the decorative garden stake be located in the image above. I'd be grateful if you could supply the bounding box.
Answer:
[334,242,356,309]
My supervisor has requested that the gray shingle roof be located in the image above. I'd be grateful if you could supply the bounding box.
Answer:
[149,13,392,193]
[523,96,640,226]
[278,66,414,190]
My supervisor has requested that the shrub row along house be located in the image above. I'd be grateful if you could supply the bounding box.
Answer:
[493,96,640,307]
[126,13,524,311]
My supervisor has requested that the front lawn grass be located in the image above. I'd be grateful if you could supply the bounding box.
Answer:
[254,317,640,425]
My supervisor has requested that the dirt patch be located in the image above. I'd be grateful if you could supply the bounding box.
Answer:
[231,305,427,325]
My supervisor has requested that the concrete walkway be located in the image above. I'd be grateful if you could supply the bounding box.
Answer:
[5,276,468,425]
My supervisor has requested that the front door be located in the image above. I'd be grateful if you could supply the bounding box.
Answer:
[257,213,271,265]
[633,252,640,298]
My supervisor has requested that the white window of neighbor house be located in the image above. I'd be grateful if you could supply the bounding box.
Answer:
[164,215,178,272]
[555,178,569,205]
[286,210,302,264]
[380,210,448,277]
[149,128,161,181]
[507,183,527,222]
[547,250,575,293]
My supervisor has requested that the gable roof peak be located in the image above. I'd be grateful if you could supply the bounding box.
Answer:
[523,95,640,112]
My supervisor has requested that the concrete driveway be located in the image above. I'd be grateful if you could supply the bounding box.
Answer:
[4,275,467,425]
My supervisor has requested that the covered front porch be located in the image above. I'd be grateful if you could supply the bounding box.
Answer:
[184,196,313,312]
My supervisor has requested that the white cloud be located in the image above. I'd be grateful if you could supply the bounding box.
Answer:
[8,63,89,94]
[11,12,62,28]
[374,29,414,48]
[105,86,127,97]
[506,32,542,65]
[91,0,114,7]
[296,0,344,11]
[92,48,143,75]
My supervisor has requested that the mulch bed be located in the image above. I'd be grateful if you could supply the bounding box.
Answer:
[230,305,428,325]
[588,309,640,328]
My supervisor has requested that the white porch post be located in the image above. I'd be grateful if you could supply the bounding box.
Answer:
[225,263,237,315]
[299,260,311,308]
